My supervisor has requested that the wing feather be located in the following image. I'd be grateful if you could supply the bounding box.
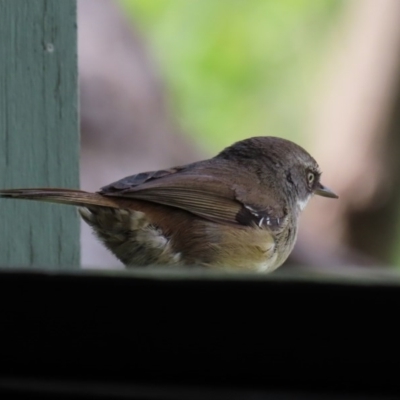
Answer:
[101,173,242,225]
[100,167,287,228]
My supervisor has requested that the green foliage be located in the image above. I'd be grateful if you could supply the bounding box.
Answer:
[120,0,343,152]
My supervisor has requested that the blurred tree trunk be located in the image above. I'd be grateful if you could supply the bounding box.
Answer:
[291,0,400,268]
[78,0,203,267]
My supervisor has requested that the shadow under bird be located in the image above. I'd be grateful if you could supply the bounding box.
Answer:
[0,136,338,272]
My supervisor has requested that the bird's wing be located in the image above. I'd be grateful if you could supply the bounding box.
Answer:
[100,168,287,227]
[100,167,187,192]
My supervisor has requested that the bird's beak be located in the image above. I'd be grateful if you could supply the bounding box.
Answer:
[314,182,338,199]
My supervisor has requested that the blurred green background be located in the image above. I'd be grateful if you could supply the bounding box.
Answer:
[120,0,343,152]
[116,0,400,268]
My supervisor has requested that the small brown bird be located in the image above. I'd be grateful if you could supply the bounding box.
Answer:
[0,136,337,272]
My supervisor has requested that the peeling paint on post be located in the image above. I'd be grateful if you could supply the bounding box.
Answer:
[0,0,79,268]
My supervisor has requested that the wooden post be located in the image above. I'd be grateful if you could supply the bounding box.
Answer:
[0,0,79,268]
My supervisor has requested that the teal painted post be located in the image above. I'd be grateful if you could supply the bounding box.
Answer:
[0,0,79,268]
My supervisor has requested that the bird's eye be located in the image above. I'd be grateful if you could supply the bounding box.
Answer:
[307,172,315,185]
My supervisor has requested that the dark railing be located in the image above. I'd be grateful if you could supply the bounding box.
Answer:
[1,267,399,399]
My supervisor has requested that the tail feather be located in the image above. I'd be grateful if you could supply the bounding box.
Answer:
[0,188,119,208]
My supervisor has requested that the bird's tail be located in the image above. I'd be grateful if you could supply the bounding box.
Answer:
[0,188,120,208]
